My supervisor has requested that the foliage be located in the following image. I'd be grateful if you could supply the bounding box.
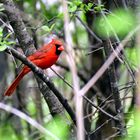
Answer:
[95,9,136,38]
[0,124,18,140]
[0,27,15,51]
[46,116,70,140]
[68,0,93,13]
[125,47,140,70]
[0,0,139,140]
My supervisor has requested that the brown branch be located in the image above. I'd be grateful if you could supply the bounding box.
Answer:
[2,0,76,125]
[54,64,118,121]
[5,46,76,125]
[1,0,34,52]
[79,25,140,96]
[105,39,126,135]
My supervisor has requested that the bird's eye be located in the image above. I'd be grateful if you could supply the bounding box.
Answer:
[55,44,61,48]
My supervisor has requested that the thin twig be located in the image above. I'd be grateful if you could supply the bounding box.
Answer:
[50,67,73,89]
[0,18,13,32]
[85,47,104,56]
[99,2,136,85]
[83,96,118,121]
[5,46,76,125]
[0,102,60,140]
[51,67,118,121]
[79,25,140,96]
[108,39,123,63]
[89,118,112,135]
[62,1,83,140]
[76,15,102,43]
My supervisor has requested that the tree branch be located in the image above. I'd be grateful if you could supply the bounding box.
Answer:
[1,0,76,126]
[1,0,34,52]
[5,47,76,125]
[79,25,140,96]
[0,102,60,140]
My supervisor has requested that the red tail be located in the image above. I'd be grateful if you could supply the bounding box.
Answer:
[4,69,26,96]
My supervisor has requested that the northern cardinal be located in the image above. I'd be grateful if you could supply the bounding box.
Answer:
[4,39,64,96]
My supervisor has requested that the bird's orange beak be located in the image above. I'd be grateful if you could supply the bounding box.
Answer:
[58,46,64,51]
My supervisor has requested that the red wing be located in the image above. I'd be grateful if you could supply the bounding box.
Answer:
[27,44,54,61]
[28,51,46,61]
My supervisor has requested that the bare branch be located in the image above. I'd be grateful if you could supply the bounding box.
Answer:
[62,0,83,139]
[51,66,118,121]
[76,15,102,43]
[0,102,60,140]
[5,46,76,125]
[79,25,140,96]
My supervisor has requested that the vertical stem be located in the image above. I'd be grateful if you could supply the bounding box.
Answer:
[62,0,84,139]
[105,40,126,136]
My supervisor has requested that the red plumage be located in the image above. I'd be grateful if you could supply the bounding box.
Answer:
[4,39,64,96]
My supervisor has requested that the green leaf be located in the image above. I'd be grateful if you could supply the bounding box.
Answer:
[94,4,104,12]
[95,9,136,37]
[125,47,140,70]
[68,3,77,13]
[74,1,82,7]
[85,3,93,11]
[0,27,15,51]
[4,32,12,41]
[50,23,55,31]
[57,13,63,19]
[0,44,7,51]
[41,24,55,33]
[7,41,15,45]
[41,25,50,32]
[46,116,70,140]
[88,3,93,8]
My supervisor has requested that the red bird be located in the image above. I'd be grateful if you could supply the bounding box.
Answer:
[4,39,64,96]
